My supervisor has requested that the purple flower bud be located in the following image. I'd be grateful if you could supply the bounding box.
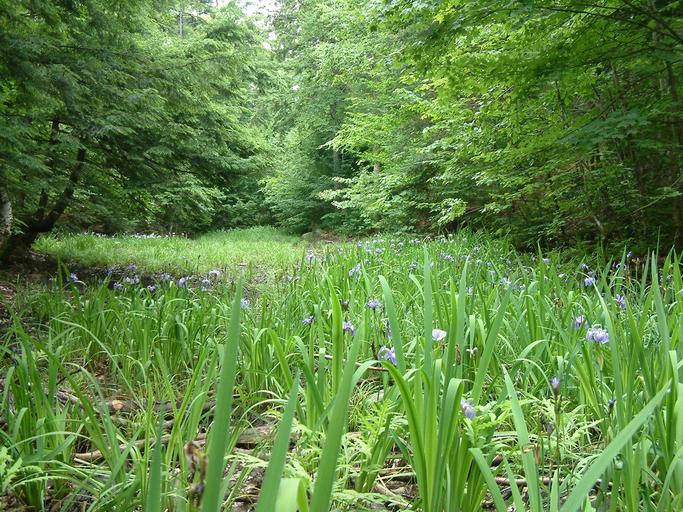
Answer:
[342,321,355,336]
[550,376,560,396]
[460,398,476,420]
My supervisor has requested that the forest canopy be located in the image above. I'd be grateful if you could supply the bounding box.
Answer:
[1,0,682,257]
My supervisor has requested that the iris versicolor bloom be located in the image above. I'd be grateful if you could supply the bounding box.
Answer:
[586,326,609,344]
[342,321,355,336]
[378,346,397,365]
[113,282,124,291]
[201,278,212,289]
[574,315,589,329]
[302,315,315,326]
[69,273,78,282]
[348,264,361,278]
[460,398,476,420]
[615,294,626,309]
[306,253,315,263]
[240,298,250,308]
[432,329,447,342]
[208,269,221,280]
[178,277,189,287]
[465,346,478,357]
[147,285,156,292]
[584,276,596,287]
[366,299,381,310]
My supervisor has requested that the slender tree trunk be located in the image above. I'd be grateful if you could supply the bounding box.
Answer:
[0,185,12,262]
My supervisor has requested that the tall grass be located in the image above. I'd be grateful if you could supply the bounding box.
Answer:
[2,230,682,510]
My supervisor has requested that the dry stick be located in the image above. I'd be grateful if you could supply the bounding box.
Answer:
[323,354,387,372]
[54,389,239,416]
[377,467,605,489]
[73,424,275,463]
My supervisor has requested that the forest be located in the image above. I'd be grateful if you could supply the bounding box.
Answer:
[2,0,683,253]
[1,1,683,511]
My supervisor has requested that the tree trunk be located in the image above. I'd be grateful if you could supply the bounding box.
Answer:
[0,146,86,263]
[0,185,12,262]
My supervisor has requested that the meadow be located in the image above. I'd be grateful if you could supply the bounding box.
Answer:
[2,229,683,511]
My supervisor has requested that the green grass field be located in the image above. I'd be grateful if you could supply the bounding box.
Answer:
[2,230,683,511]
[34,227,305,276]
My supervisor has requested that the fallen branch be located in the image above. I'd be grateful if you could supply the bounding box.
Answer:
[377,467,605,490]
[323,354,387,373]
[73,424,274,463]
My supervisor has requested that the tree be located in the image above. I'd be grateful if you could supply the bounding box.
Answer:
[0,0,272,260]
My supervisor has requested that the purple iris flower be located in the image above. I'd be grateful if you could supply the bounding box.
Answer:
[550,376,561,395]
[574,315,589,329]
[123,275,139,285]
[378,346,397,365]
[348,264,361,278]
[302,315,315,326]
[113,282,124,291]
[178,277,189,287]
[366,299,381,310]
[432,329,447,342]
[586,327,609,344]
[342,321,355,336]
[69,273,78,283]
[240,298,250,308]
[615,294,626,310]
[584,276,596,287]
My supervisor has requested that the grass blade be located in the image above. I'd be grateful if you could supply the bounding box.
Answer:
[202,280,243,512]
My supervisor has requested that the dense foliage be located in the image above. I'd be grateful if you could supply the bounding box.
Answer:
[0,0,272,260]
[266,0,683,249]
